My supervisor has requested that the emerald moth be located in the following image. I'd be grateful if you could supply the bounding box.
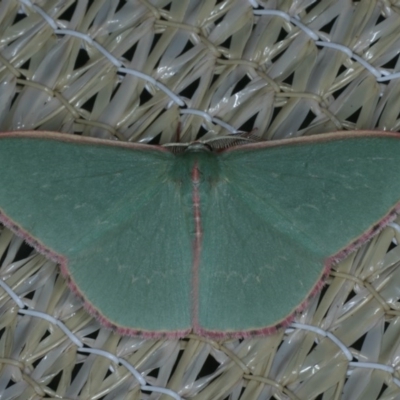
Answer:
[0,130,399,339]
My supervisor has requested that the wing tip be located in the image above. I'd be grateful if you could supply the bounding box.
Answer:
[0,210,65,265]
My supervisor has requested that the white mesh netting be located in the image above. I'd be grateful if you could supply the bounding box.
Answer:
[1,1,400,399]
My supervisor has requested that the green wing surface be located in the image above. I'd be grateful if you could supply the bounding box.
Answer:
[0,132,192,335]
[197,134,400,335]
[2,131,400,338]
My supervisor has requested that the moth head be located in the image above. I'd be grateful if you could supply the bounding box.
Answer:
[163,132,258,154]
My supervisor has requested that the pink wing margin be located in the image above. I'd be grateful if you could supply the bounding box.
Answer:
[0,130,400,339]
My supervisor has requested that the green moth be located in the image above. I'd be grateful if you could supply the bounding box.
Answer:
[0,130,399,339]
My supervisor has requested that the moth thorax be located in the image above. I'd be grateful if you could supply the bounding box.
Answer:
[185,142,212,153]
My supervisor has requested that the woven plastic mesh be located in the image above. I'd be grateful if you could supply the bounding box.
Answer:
[1,0,400,399]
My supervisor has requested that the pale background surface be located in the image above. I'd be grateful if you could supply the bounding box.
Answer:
[0,1,400,399]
